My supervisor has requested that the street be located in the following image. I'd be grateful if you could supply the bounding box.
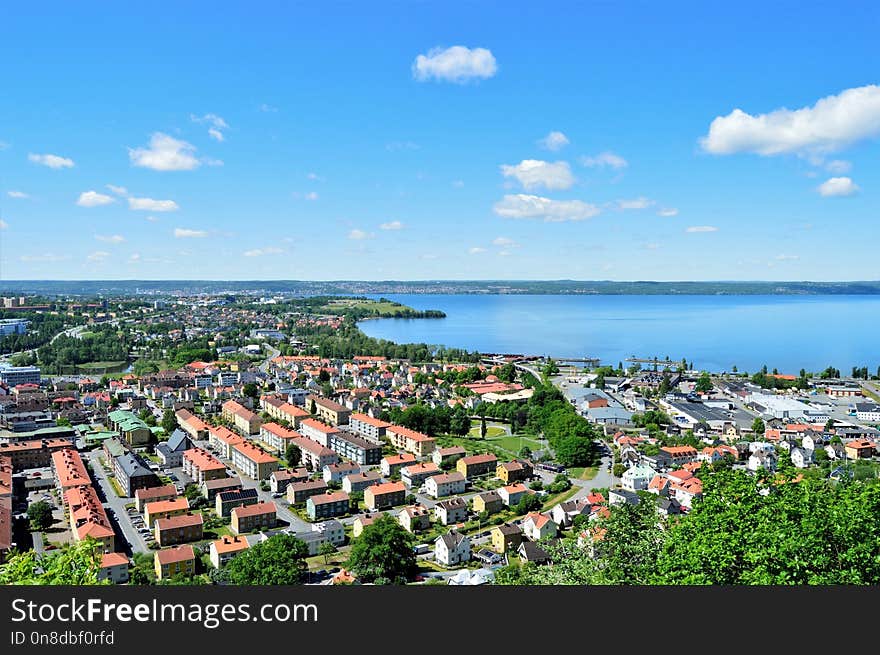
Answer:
[86,449,151,555]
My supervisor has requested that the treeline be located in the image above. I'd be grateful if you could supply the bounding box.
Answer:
[0,312,84,356]
[36,325,129,373]
[380,403,472,436]
[496,468,880,585]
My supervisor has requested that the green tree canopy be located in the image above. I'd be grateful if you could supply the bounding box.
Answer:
[26,501,54,531]
[222,533,309,585]
[346,514,417,584]
[0,538,107,585]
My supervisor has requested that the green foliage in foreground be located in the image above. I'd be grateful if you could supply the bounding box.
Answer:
[220,533,309,585]
[346,514,417,584]
[0,538,107,585]
[495,470,880,585]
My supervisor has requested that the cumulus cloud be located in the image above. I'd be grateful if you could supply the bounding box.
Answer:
[379,221,404,230]
[129,132,201,171]
[685,226,719,233]
[243,247,283,257]
[347,229,374,240]
[468,247,487,254]
[95,234,125,243]
[493,194,601,222]
[580,151,628,169]
[191,113,228,129]
[28,153,74,168]
[657,207,679,217]
[76,190,115,207]
[208,127,224,142]
[87,251,110,262]
[500,159,574,191]
[616,197,654,210]
[128,197,179,212]
[144,215,160,222]
[174,228,207,238]
[7,191,29,199]
[700,85,880,157]
[106,184,128,196]
[259,103,278,113]
[817,176,859,197]
[412,45,497,83]
[538,131,570,151]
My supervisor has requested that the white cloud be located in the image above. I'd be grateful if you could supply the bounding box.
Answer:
[243,247,283,257]
[492,236,521,248]
[20,253,69,262]
[293,191,319,200]
[95,234,125,243]
[538,131,570,151]
[498,250,513,257]
[493,194,601,222]
[28,153,74,169]
[412,45,497,83]
[106,184,128,196]
[208,127,224,142]
[825,159,852,174]
[657,207,679,217]
[700,85,880,157]
[580,151,628,169]
[379,221,404,231]
[347,229,374,240]
[129,197,179,212]
[76,190,115,207]
[468,247,487,254]
[129,253,141,263]
[685,225,719,233]
[129,132,201,171]
[775,254,800,261]
[500,159,574,191]
[87,251,110,262]
[191,113,228,129]
[616,197,654,210]
[0,141,9,150]
[144,215,159,222]
[259,103,278,113]
[174,228,207,238]
[307,172,324,181]
[817,176,859,197]
[7,191,29,199]
[0,219,8,230]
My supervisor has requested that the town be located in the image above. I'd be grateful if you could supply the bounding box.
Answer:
[1,292,879,586]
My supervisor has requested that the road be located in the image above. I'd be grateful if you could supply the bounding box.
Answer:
[86,449,151,555]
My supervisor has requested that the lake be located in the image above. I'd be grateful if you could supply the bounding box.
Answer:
[358,294,880,374]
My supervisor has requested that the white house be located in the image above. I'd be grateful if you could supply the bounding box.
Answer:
[434,531,470,567]
[620,464,656,492]
[521,512,557,541]
[434,497,468,526]
[425,472,466,499]
[550,498,592,528]
[747,451,777,472]
[312,519,345,546]
[790,447,814,469]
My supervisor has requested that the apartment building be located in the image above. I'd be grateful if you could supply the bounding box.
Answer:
[231,441,279,480]
[207,425,244,459]
[144,497,190,527]
[154,512,204,546]
[299,418,340,448]
[182,448,227,484]
[386,425,436,457]
[307,395,351,425]
[364,481,406,510]
[348,412,391,442]
[287,479,329,504]
[154,545,195,580]
[381,453,417,477]
[342,470,382,494]
[328,432,382,465]
[231,501,276,534]
[290,437,339,472]
[457,453,498,479]
[134,484,177,513]
[259,422,302,454]
[306,491,350,520]
[209,536,250,569]
[425,471,466,499]
[222,399,262,435]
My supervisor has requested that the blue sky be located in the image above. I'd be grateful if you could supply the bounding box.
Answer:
[1,1,879,281]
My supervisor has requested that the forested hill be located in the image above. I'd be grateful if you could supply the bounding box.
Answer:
[2,279,880,296]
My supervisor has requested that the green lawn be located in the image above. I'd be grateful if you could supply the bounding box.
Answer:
[468,425,507,438]
[541,486,580,511]
[487,435,543,456]
[321,299,414,316]
[435,433,543,460]
[568,466,599,481]
[107,476,126,498]
[77,361,128,373]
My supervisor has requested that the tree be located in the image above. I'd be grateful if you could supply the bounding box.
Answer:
[825,418,836,433]
[242,382,260,400]
[309,398,317,414]
[519,446,533,459]
[0,538,107,585]
[695,372,713,393]
[553,435,594,467]
[515,493,544,515]
[27,501,54,531]
[318,369,331,383]
[449,406,471,436]
[346,514,417,584]
[751,417,765,435]
[222,533,309,585]
[285,443,302,467]
[318,541,337,566]
[543,359,560,377]
[161,409,177,436]
[480,415,487,439]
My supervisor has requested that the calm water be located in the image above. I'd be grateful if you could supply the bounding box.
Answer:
[358,294,880,374]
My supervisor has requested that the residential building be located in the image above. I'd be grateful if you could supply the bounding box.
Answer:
[98,552,130,584]
[497,483,529,507]
[323,461,360,484]
[348,412,391,442]
[381,453,417,477]
[435,530,470,566]
[521,512,557,541]
[472,491,503,515]
[457,453,498,479]
[551,498,592,528]
[791,447,814,469]
[609,489,641,507]
[207,425,244,459]
[401,462,441,489]
[518,541,552,565]
[287,479,328,504]
[259,422,301,454]
[144,497,190,527]
[312,519,345,546]
[364,481,406,510]
[134,484,177,513]
[231,501,276,534]
[0,365,41,386]
[328,432,382,465]
[154,545,196,580]
[222,399,262,435]
[215,487,259,517]
[262,398,310,428]
[107,410,151,446]
[270,467,309,494]
[432,446,466,468]
[386,425,436,456]
[183,448,227,484]
[63,485,115,552]
[398,504,431,533]
[209,536,249,569]
[291,436,339,472]
[434,497,468,526]
[855,403,880,424]
[175,409,208,441]
[425,471,466,499]
[156,429,194,468]
[844,439,876,459]
[299,418,341,448]
[231,441,279,480]
[621,464,657,492]
[496,459,533,483]
[657,446,699,468]
[352,513,379,537]
[342,470,382,494]
[491,523,523,554]
[306,491,350,520]
[201,476,242,501]
[154,512,204,546]
[307,395,351,425]
[113,452,160,497]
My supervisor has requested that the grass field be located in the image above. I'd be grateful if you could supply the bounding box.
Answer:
[567,466,599,481]
[468,425,507,438]
[77,360,128,372]
[435,433,544,459]
[322,299,411,316]
[486,434,544,455]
